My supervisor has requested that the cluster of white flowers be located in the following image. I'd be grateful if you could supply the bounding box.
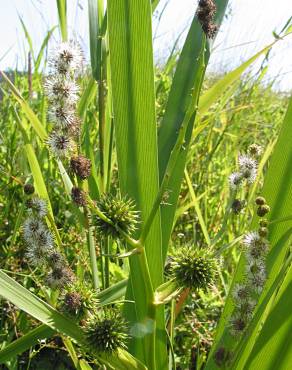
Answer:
[22,197,53,266]
[229,144,262,190]
[229,225,269,336]
[44,41,83,157]
[22,194,74,289]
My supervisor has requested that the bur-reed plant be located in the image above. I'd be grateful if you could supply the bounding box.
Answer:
[0,1,292,369]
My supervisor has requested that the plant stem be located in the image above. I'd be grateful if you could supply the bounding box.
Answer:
[81,182,99,290]
[104,237,110,288]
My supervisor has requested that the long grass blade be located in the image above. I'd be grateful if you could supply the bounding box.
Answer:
[107,0,166,367]
[56,0,67,41]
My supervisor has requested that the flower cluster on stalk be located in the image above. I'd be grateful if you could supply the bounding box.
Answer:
[22,184,74,290]
[229,144,262,215]
[229,145,261,190]
[44,41,92,205]
[229,196,270,337]
[44,41,83,157]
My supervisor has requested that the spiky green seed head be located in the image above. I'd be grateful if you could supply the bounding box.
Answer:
[255,196,266,206]
[85,309,129,354]
[257,205,270,217]
[94,194,139,239]
[170,247,217,290]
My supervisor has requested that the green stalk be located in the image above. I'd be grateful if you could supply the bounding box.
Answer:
[134,247,156,370]
[168,300,176,370]
[104,237,110,288]
[81,181,99,291]
[139,38,206,246]
[56,0,67,41]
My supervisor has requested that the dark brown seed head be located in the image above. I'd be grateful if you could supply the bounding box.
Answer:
[64,292,82,313]
[24,183,35,195]
[257,205,270,217]
[196,0,218,38]
[70,155,91,180]
[255,196,266,206]
[71,187,87,206]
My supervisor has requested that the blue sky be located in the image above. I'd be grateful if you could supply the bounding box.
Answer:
[1,0,292,90]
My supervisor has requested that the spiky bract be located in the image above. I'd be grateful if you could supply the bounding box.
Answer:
[94,194,139,239]
[61,283,99,319]
[85,309,129,354]
[170,247,217,290]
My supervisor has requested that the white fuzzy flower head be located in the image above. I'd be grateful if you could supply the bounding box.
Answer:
[48,104,78,129]
[229,314,246,337]
[246,259,266,278]
[23,218,45,243]
[232,283,250,301]
[47,131,72,157]
[25,245,47,266]
[46,267,74,289]
[27,197,48,218]
[44,76,79,104]
[229,172,243,189]
[238,154,257,183]
[249,272,266,294]
[243,231,269,260]
[236,298,256,319]
[243,231,260,248]
[32,229,54,249]
[49,41,83,75]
